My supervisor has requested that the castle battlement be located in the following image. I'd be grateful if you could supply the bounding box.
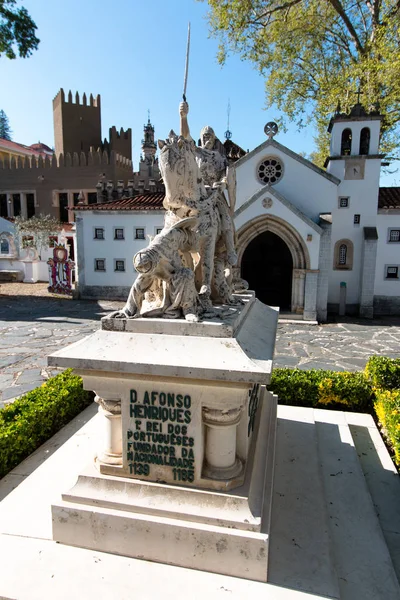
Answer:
[0,150,132,171]
[108,126,131,141]
[53,88,100,109]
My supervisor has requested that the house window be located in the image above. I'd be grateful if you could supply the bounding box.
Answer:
[257,156,283,185]
[155,227,163,235]
[388,229,400,243]
[359,128,370,155]
[114,228,124,240]
[339,197,349,208]
[334,239,354,270]
[135,228,145,240]
[385,266,399,279]
[114,259,126,272]
[341,128,352,155]
[27,193,35,218]
[49,236,58,248]
[87,192,97,205]
[73,192,81,206]
[95,259,106,271]
[0,194,7,218]
[59,193,69,222]
[21,235,34,248]
[94,228,104,240]
[354,214,361,225]
[0,238,10,254]
[339,244,347,265]
[13,193,21,217]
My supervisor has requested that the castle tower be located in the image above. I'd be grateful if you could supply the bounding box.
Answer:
[107,126,132,161]
[53,89,102,156]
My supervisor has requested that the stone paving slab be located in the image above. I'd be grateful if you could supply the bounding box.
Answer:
[1,293,400,405]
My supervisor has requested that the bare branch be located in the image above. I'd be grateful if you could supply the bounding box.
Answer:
[328,0,365,54]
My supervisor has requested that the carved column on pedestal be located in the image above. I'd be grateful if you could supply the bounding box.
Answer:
[291,269,306,314]
[202,405,243,480]
[94,394,122,465]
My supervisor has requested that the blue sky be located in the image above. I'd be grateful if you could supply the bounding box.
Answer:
[1,0,397,185]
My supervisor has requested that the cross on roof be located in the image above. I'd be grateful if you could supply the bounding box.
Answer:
[352,86,363,104]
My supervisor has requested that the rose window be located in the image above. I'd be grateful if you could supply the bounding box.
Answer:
[257,157,283,185]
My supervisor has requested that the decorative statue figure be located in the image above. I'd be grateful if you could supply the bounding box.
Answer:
[109,102,240,322]
[110,217,199,322]
[180,101,237,269]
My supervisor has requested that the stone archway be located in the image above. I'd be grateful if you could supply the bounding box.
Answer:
[237,215,311,313]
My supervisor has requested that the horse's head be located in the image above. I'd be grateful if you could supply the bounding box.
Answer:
[158,131,204,209]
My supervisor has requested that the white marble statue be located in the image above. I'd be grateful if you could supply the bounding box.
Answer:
[109,217,199,322]
[109,103,239,322]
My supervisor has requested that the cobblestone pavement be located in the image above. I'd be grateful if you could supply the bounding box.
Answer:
[1,288,400,406]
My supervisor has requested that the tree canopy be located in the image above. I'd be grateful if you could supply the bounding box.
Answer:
[0,109,12,140]
[14,214,61,258]
[203,0,400,165]
[0,0,39,59]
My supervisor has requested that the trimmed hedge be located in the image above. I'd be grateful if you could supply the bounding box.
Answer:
[365,356,400,391]
[366,356,400,468]
[0,370,93,479]
[270,357,400,468]
[269,368,373,412]
[374,388,400,466]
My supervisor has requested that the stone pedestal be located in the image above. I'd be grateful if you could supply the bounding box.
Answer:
[48,292,279,582]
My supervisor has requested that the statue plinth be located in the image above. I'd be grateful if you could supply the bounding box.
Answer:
[48,292,279,582]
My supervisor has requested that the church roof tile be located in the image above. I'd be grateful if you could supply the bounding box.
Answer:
[74,193,165,212]
[378,187,400,209]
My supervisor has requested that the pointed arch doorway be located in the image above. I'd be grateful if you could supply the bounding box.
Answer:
[237,214,312,315]
[241,231,293,310]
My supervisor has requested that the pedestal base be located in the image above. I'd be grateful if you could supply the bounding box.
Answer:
[52,391,277,582]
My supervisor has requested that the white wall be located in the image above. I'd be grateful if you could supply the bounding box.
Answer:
[235,141,338,222]
[327,159,381,305]
[77,211,165,288]
[375,212,400,296]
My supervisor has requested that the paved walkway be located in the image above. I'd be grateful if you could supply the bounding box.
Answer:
[1,290,400,406]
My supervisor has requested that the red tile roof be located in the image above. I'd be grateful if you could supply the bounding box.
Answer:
[0,137,52,157]
[378,187,400,209]
[29,142,53,153]
[75,193,165,211]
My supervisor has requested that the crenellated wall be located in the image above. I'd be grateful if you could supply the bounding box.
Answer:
[103,127,132,161]
[0,149,132,171]
[0,149,134,219]
[53,88,102,157]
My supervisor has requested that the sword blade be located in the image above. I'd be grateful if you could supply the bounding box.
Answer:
[183,22,191,101]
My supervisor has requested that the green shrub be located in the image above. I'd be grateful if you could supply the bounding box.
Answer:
[269,368,373,412]
[365,356,400,391]
[317,371,374,412]
[374,388,400,467]
[0,370,93,479]
[269,368,330,407]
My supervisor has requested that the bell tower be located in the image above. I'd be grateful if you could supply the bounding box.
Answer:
[326,100,383,181]
[141,113,157,165]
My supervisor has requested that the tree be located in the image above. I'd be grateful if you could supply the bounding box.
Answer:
[203,0,400,165]
[0,0,39,59]
[0,109,12,140]
[14,214,61,259]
